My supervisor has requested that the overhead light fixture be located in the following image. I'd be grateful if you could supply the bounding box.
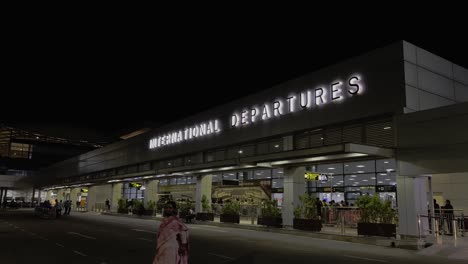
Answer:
[383,127,391,130]
[274,145,280,148]
[357,165,365,168]
[328,168,335,170]
[238,150,243,154]
[384,161,389,164]
[357,171,365,173]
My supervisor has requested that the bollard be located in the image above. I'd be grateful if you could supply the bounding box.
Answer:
[453,219,458,240]
[417,215,422,240]
[434,218,439,237]
[340,212,345,235]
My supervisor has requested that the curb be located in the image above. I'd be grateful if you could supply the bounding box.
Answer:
[100,212,418,250]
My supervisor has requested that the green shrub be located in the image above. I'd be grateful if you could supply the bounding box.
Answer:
[356,194,397,224]
[201,195,211,213]
[118,198,126,210]
[261,199,281,218]
[221,200,240,215]
[294,194,318,219]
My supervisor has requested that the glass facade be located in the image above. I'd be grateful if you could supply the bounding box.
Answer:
[306,158,397,206]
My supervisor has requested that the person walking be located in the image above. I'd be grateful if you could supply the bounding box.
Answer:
[153,201,189,264]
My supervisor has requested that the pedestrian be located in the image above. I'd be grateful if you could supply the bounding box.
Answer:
[153,201,189,264]
[444,200,454,234]
[105,199,110,211]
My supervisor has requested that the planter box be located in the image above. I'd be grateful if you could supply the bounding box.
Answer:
[220,214,240,224]
[357,223,396,237]
[257,216,282,228]
[293,218,322,232]
[145,210,154,216]
[196,212,214,221]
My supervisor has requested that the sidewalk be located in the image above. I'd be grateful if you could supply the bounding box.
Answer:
[101,211,412,249]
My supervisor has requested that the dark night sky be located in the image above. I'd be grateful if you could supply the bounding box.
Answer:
[4,34,468,140]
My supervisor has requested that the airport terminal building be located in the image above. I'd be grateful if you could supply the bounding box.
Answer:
[40,41,468,239]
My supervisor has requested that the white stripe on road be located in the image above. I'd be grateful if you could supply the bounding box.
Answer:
[131,229,157,234]
[55,243,65,248]
[208,252,234,260]
[190,226,228,233]
[344,255,388,263]
[73,250,87,256]
[38,236,49,241]
[67,232,97,240]
[138,238,153,243]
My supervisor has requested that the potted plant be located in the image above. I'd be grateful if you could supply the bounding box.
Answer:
[117,198,127,214]
[220,200,240,224]
[257,199,282,227]
[132,199,145,216]
[177,200,192,219]
[145,200,156,216]
[196,195,215,221]
[293,194,322,231]
[356,194,397,237]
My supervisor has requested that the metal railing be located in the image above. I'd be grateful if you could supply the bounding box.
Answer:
[417,209,465,242]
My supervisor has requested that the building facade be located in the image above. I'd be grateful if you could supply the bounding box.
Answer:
[40,41,468,239]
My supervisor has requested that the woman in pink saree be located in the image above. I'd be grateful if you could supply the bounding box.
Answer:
[153,201,189,264]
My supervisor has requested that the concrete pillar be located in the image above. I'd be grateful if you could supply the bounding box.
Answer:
[397,175,429,238]
[111,183,123,212]
[46,190,52,201]
[3,188,8,202]
[144,180,159,206]
[70,188,80,209]
[0,188,3,203]
[195,175,213,213]
[31,188,35,206]
[282,166,306,228]
[57,189,65,202]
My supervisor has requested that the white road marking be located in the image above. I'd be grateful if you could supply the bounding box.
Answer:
[138,238,153,242]
[67,232,97,240]
[190,226,228,233]
[208,252,234,260]
[131,229,157,234]
[38,236,49,241]
[344,255,389,263]
[56,243,65,248]
[73,250,87,256]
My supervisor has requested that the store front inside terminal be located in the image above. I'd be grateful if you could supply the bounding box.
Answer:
[116,157,397,213]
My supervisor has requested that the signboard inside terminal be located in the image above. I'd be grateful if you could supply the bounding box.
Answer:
[149,74,364,150]
[304,172,328,181]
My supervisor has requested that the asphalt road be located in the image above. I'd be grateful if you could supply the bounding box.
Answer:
[0,209,463,264]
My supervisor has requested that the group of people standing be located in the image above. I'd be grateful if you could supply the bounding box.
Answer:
[433,199,455,234]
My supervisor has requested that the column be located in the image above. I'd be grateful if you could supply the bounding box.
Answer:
[144,180,159,206]
[31,188,35,207]
[3,188,8,203]
[0,188,4,204]
[396,175,429,238]
[111,183,123,212]
[282,166,306,228]
[70,188,80,209]
[46,190,52,201]
[195,174,213,213]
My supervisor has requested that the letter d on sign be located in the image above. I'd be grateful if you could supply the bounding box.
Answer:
[231,114,239,127]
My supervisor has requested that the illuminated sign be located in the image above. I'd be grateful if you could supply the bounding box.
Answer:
[304,172,328,181]
[231,75,363,128]
[148,74,365,150]
[81,188,88,193]
[149,120,221,149]
[130,182,142,189]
